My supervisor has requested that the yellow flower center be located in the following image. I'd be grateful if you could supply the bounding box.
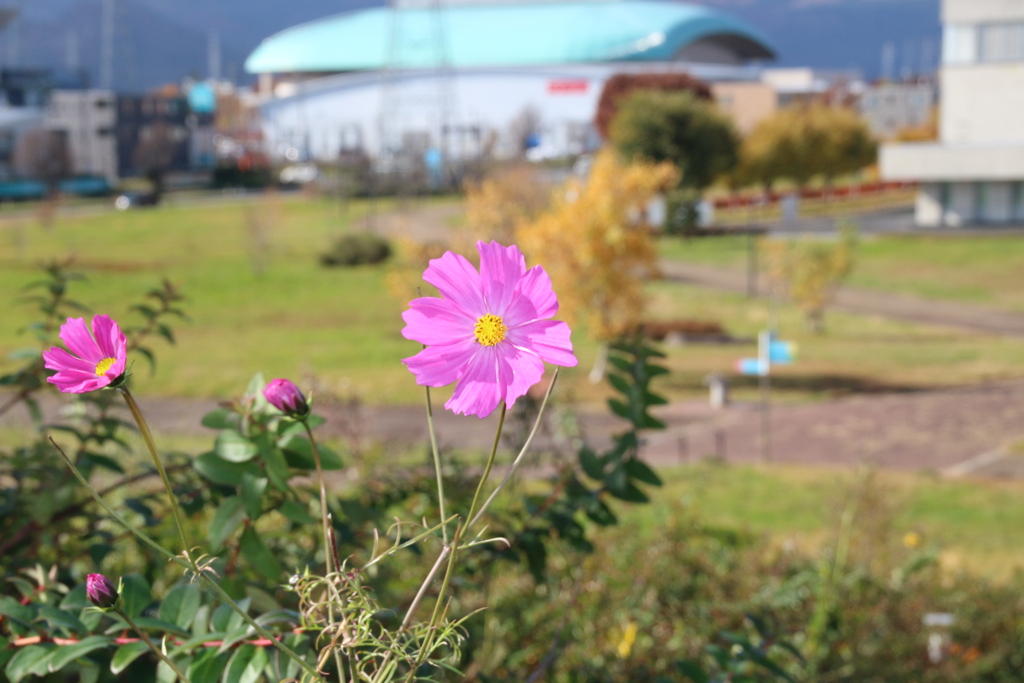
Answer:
[95,358,116,377]
[474,314,507,347]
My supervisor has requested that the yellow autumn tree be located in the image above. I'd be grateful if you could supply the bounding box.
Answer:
[516,150,678,377]
[762,226,858,333]
[461,164,551,250]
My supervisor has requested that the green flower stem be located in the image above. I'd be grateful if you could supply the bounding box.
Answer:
[467,369,559,532]
[50,438,326,683]
[362,514,459,571]
[399,544,451,631]
[424,386,448,544]
[465,403,507,526]
[115,607,192,683]
[301,419,334,574]
[117,386,194,565]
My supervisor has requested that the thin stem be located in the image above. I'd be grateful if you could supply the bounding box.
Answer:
[400,546,451,631]
[115,607,192,683]
[424,386,448,544]
[465,403,507,526]
[302,419,334,574]
[468,369,559,531]
[50,437,325,682]
[118,386,194,564]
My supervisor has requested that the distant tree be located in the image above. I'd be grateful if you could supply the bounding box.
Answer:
[14,129,72,195]
[594,72,712,140]
[461,164,551,249]
[762,225,858,333]
[609,89,739,192]
[507,106,543,156]
[133,121,179,200]
[733,105,876,191]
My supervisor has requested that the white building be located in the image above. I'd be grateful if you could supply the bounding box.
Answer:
[881,0,1024,226]
[44,90,118,182]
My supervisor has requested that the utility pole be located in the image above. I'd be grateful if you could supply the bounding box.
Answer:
[65,30,79,71]
[6,0,19,67]
[208,31,221,82]
[100,0,115,90]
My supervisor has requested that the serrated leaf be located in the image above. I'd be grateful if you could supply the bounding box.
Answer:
[239,527,283,580]
[209,497,247,550]
[625,459,662,487]
[111,641,151,674]
[48,636,112,673]
[160,583,202,631]
[215,431,258,463]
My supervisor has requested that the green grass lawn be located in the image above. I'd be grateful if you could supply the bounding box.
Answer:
[1,197,1022,406]
[627,463,1024,580]
[659,232,1024,312]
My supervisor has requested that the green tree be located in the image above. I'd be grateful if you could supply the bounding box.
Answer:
[609,89,739,192]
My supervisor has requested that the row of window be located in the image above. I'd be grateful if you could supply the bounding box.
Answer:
[944,22,1024,64]
[938,181,1024,222]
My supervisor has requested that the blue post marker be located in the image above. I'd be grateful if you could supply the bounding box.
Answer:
[736,330,797,464]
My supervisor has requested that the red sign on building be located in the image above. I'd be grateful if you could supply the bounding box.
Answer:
[547,80,589,95]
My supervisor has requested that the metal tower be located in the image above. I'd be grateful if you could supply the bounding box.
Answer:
[377,0,455,192]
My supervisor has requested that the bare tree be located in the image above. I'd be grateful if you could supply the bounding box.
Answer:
[14,129,72,195]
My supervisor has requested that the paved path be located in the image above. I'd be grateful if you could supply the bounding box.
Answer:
[660,260,1024,338]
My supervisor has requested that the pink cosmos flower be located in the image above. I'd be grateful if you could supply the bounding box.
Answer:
[402,241,577,419]
[42,315,128,394]
[264,378,310,418]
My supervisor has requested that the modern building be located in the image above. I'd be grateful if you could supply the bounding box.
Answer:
[881,0,1024,226]
[245,0,776,162]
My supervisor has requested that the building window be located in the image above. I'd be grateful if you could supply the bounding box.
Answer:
[1012,182,1024,222]
[945,22,1024,64]
[944,24,978,63]
[974,182,990,222]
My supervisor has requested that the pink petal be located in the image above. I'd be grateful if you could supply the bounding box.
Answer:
[47,369,111,394]
[43,346,98,375]
[503,265,559,327]
[403,338,478,388]
[401,297,475,346]
[59,317,102,363]
[91,314,127,365]
[445,346,502,418]
[507,320,578,368]
[498,344,545,408]
[477,241,526,315]
[423,251,486,318]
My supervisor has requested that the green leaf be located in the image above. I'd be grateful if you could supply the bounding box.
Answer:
[281,437,344,471]
[6,644,54,683]
[606,372,633,397]
[194,451,261,486]
[241,473,268,520]
[189,648,231,683]
[79,452,125,474]
[578,447,605,481]
[37,605,87,634]
[278,500,318,525]
[0,595,34,624]
[160,583,202,631]
[607,398,631,420]
[239,527,283,580]
[119,574,152,619]
[209,497,247,550]
[211,598,250,634]
[111,641,151,675]
[201,408,237,430]
[625,459,663,487]
[222,644,268,683]
[675,660,709,683]
[245,372,268,406]
[607,482,650,503]
[215,431,258,464]
[48,636,113,673]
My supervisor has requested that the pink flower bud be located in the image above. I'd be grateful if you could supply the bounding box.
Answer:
[263,379,310,418]
[86,573,119,609]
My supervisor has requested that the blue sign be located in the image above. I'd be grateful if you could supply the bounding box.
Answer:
[736,358,768,376]
[188,82,217,114]
[769,340,796,364]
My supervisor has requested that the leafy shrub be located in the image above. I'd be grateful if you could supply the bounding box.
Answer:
[320,232,392,267]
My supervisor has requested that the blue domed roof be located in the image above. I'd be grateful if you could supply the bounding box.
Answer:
[245,0,775,73]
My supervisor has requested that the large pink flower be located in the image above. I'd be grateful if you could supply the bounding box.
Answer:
[402,241,577,419]
[42,315,128,394]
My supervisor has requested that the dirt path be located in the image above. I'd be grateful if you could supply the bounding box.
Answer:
[660,260,1024,338]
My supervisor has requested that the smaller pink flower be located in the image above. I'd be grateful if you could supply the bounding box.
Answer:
[42,315,128,394]
[264,378,310,418]
[86,573,119,610]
